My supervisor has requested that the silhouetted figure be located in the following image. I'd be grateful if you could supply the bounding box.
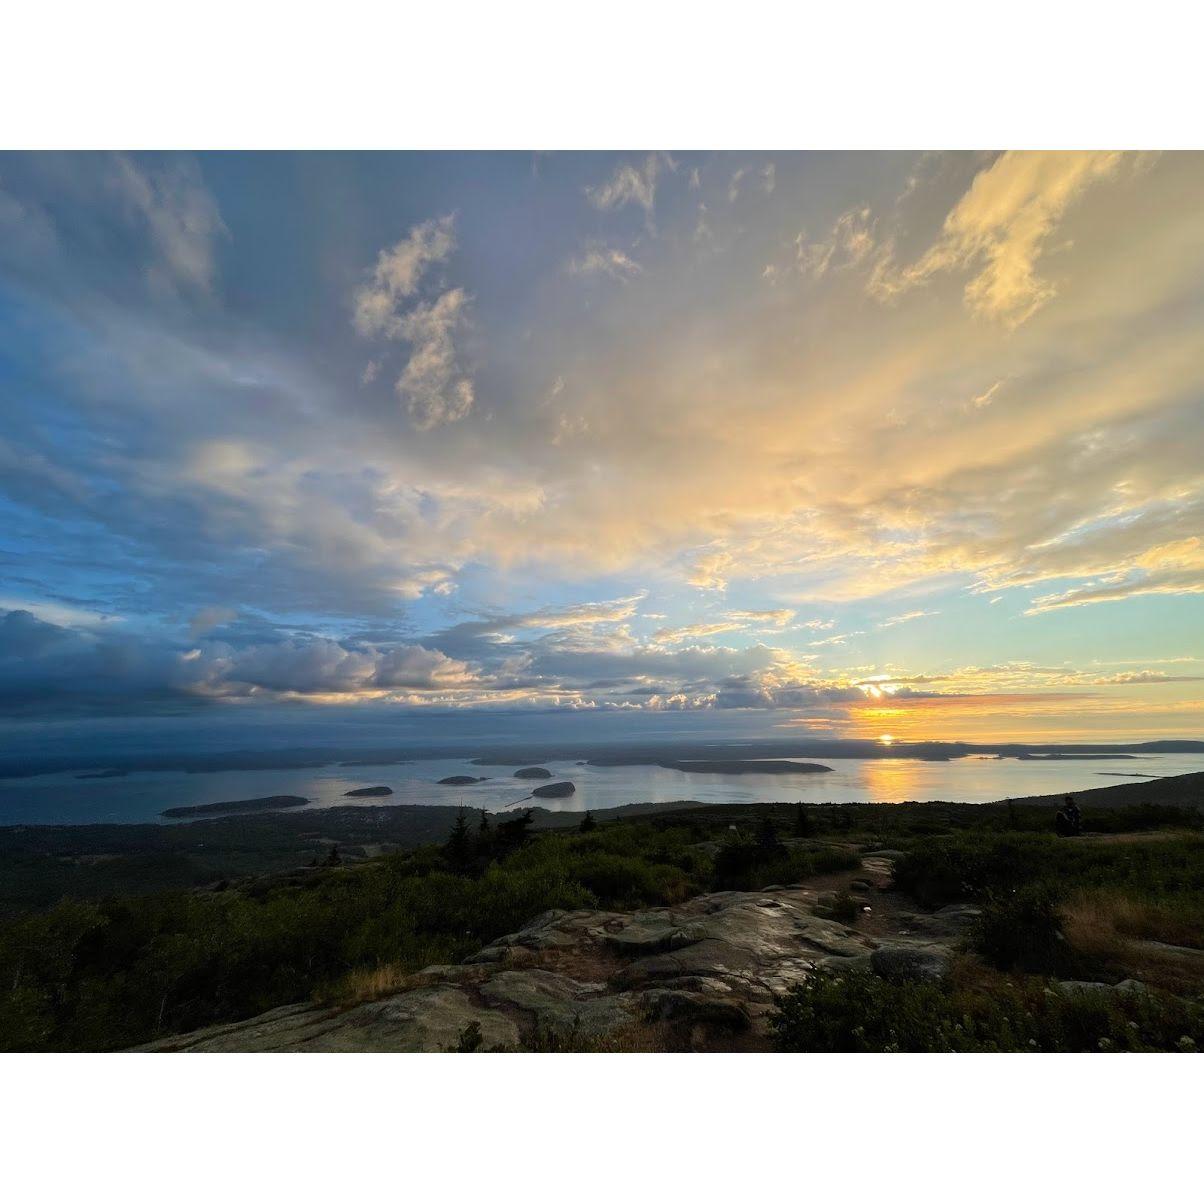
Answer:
[1055,795,1082,837]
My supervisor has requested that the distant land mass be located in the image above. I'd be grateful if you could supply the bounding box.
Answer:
[161,795,310,819]
[1016,752,1138,760]
[437,775,486,786]
[343,786,393,798]
[662,759,832,775]
[514,766,553,779]
[3,739,1202,780]
[75,768,128,779]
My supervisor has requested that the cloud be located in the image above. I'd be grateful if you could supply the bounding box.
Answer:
[809,631,863,648]
[109,155,227,296]
[870,151,1128,325]
[188,605,237,638]
[0,608,476,716]
[652,609,794,643]
[586,154,669,227]
[393,287,475,429]
[352,214,457,337]
[1095,670,1204,685]
[725,608,794,627]
[1026,537,1204,613]
[353,215,474,428]
[568,246,643,282]
[2,150,1203,738]
[796,207,878,278]
[878,609,939,628]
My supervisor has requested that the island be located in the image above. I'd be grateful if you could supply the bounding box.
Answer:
[531,780,576,798]
[161,795,310,819]
[343,785,393,798]
[661,759,832,775]
[75,768,128,779]
[514,766,553,779]
[437,775,487,786]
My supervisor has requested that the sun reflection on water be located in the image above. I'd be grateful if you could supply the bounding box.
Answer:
[860,756,925,803]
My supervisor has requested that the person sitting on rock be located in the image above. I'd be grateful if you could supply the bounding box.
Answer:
[1055,795,1082,837]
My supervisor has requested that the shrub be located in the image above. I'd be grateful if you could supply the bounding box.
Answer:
[827,891,862,923]
[772,968,1204,1053]
[973,884,1071,974]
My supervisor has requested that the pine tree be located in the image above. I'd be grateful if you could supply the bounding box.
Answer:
[445,809,472,870]
[497,808,534,853]
[794,802,813,837]
[756,811,781,853]
[579,811,597,832]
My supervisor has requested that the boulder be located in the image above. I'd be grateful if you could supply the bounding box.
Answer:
[639,989,750,1029]
[139,884,971,1053]
[870,945,951,983]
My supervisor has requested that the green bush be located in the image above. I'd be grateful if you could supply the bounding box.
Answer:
[972,884,1071,974]
[772,969,1204,1052]
[711,839,858,891]
[893,831,1204,912]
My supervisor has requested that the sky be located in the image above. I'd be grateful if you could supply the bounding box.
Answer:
[0,150,1202,747]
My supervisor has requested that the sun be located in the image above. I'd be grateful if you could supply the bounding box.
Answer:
[879,733,895,745]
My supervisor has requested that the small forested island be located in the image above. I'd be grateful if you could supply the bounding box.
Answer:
[664,759,832,775]
[344,785,393,797]
[438,775,487,785]
[531,780,575,798]
[161,795,310,819]
[514,766,554,779]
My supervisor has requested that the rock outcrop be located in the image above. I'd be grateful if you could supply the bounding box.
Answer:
[138,878,979,1052]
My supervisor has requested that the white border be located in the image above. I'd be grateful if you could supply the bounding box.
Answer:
[1,1052,1197,1200]
[2,4,1200,1196]
[2,1,1201,149]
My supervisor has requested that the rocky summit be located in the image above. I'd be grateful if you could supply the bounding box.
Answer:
[137,875,980,1052]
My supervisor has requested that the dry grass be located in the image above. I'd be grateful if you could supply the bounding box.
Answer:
[1061,892,1204,992]
[317,962,414,1008]
[1062,891,1202,950]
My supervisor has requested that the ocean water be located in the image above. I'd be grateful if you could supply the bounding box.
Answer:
[1,752,1202,826]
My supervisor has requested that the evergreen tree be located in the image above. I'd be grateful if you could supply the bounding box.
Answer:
[445,809,473,870]
[756,811,782,853]
[794,803,813,837]
[579,811,597,833]
[497,809,534,853]
[325,845,341,867]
